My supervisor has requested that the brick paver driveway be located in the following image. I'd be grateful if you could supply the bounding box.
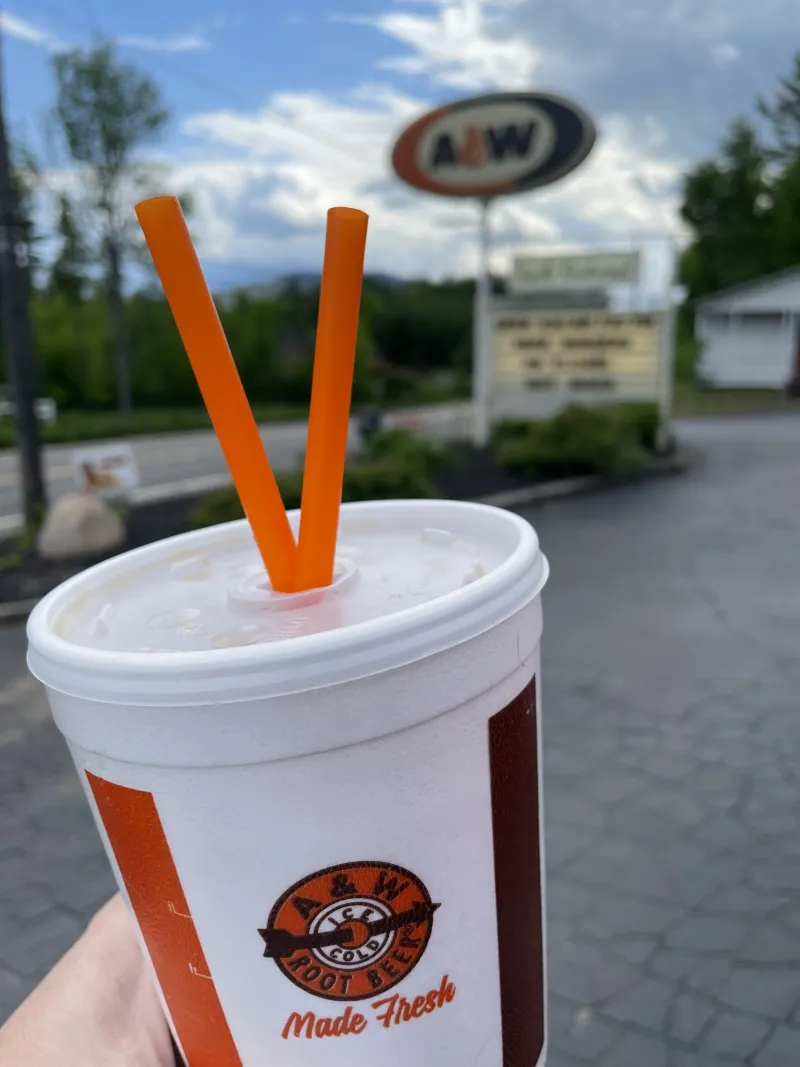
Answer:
[2,414,800,1067]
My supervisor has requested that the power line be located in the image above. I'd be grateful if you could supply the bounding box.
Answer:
[136,50,373,166]
[28,0,372,167]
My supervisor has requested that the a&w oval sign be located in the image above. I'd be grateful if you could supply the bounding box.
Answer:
[391,91,595,199]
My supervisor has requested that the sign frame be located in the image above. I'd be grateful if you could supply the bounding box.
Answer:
[511,251,641,292]
[390,91,596,200]
[389,89,598,445]
[489,306,670,423]
[71,443,141,500]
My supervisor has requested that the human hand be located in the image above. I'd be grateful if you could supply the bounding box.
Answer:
[0,894,174,1067]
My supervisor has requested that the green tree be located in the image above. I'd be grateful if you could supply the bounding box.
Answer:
[353,319,375,403]
[127,292,198,407]
[11,147,40,291]
[52,41,170,415]
[220,291,276,403]
[48,194,92,402]
[758,51,800,163]
[49,194,89,303]
[369,279,473,372]
[679,119,774,300]
[769,155,800,266]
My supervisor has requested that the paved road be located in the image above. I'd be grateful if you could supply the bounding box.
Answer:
[0,402,474,526]
[2,414,800,1067]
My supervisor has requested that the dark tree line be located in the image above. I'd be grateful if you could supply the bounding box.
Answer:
[11,41,473,413]
[680,53,800,300]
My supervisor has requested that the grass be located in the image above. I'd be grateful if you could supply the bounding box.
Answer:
[671,335,800,417]
[671,382,800,418]
[0,405,309,449]
[0,387,470,451]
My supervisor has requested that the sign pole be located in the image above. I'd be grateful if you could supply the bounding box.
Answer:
[389,92,596,444]
[473,196,492,447]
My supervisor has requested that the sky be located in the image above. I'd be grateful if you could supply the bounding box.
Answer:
[5,0,800,292]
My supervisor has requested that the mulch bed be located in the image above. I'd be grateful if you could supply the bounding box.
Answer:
[435,444,526,499]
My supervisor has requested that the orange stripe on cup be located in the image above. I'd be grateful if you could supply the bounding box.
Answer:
[87,772,242,1067]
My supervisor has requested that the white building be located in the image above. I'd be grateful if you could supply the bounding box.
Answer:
[695,268,800,390]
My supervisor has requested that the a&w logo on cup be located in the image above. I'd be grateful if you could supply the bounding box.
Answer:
[259,861,440,1002]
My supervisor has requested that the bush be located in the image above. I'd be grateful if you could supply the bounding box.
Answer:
[674,337,699,385]
[377,366,469,406]
[379,366,423,403]
[190,432,448,530]
[363,428,453,474]
[342,458,437,502]
[190,488,242,528]
[493,403,657,481]
[611,402,661,453]
[490,419,533,448]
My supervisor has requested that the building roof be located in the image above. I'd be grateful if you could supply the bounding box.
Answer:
[695,266,800,309]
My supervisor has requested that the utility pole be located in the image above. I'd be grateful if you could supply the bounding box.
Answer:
[472,196,493,447]
[0,16,46,530]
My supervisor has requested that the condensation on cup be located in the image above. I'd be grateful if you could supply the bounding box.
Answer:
[28,498,549,1067]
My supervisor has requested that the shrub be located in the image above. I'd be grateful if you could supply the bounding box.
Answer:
[342,458,437,501]
[190,489,242,529]
[190,469,302,529]
[674,336,699,385]
[490,419,534,448]
[190,435,443,530]
[612,402,660,453]
[379,366,423,403]
[493,404,654,480]
[363,428,453,474]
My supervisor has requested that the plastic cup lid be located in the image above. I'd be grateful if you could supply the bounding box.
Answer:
[27,499,547,703]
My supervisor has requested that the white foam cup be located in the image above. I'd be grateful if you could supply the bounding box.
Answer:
[27,498,549,1067]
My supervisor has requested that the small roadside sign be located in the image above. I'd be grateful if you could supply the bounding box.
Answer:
[71,444,140,500]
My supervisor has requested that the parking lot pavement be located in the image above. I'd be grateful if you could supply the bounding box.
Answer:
[3,414,800,1066]
[537,416,800,1066]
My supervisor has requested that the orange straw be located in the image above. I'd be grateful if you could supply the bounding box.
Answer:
[296,207,369,591]
[135,196,297,593]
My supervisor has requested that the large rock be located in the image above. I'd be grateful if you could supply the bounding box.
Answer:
[37,493,125,560]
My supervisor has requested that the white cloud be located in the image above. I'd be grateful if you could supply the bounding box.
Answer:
[115,15,238,54]
[117,31,210,53]
[177,89,683,291]
[2,10,217,55]
[663,0,731,39]
[332,0,554,91]
[711,41,741,69]
[1,11,64,51]
[169,0,684,286]
[25,0,684,289]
